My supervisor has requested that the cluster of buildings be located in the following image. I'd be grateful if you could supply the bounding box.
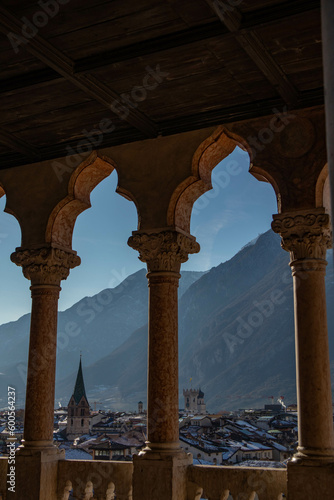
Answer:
[55,364,297,466]
[178,410,297,466]
[51,360,298,466]
[0,359,298,467]
[52,359,147,460]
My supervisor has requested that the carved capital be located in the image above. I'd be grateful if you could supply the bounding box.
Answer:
[11,247,81,285]
[128,230,200,272]
[271,209,332,261]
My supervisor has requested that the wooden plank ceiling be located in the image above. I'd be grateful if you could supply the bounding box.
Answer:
[0,0,323,168]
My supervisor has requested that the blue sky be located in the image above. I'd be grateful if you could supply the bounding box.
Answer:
[0,147,277,324]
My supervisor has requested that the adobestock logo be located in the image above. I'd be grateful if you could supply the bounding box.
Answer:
[7,0,70,54]
[52,65,169,182]
[223,289,287,354]
[246,107,296,160]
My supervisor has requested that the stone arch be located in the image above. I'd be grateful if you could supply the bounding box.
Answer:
[46,151,115,249]
[0,182,11,227]
[0,182,23,247]
[167,126,251,233]
[315,163,330,212]
[0,182,18,222]
[249,163,281,212]
[115,184,141,227]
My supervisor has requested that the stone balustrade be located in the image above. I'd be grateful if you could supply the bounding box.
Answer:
[187,465,287,500]
[0,456,289,499]
[57,460,133,500]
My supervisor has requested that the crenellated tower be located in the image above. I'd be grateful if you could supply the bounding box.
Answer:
[183,388,206,414]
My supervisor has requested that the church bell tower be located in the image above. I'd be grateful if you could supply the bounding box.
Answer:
[66,356,90,440]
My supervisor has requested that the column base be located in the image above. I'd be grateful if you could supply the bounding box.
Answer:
[288,460,334,500]
[139,441,185,457]
[291,446,334,466]
[11,443,64,500]
[17,440,64,455]
[133,447,192,500]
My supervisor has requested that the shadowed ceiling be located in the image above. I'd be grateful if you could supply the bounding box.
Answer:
[0,0,323,168]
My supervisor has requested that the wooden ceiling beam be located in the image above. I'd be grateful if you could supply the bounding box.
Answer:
[0,6,158,138]
[0,21,226,94]
[77,0,318,76]
[205,0,299,106]
[0,129,41,160]
[0,1,320,94]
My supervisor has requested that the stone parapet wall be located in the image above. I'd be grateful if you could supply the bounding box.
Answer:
[187,465,287,500]
[57,459,133,500]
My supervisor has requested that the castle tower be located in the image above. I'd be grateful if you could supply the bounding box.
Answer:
[66,357,90,440]
[183,388,199,413]
[183,388,206,414]
[138,401,143,414]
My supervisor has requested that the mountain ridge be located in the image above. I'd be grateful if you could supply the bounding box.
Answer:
[0,269,205,408]
[2,230,333,412]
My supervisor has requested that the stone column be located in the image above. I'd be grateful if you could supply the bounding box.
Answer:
[128,229,199,500]
[10,246,80,500]
[272,208,334,463]
[11,247,80,450]
[146,268,181,450]
[129,230,199,453]
[272,208,334,499]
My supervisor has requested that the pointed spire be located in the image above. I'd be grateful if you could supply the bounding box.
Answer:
[72,356,88,404]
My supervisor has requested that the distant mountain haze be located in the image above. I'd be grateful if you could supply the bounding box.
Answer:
[56,230,334,411]
[0,268,204,408]
[1,231,333,412]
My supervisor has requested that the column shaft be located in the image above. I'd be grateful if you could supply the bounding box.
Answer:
[292,260,334,459]
[129,230,199,500]
[272,209,334,464]
[10,246,80,452]
[147,272,180,448]
[128,229,199,455]
[23,285,60,445]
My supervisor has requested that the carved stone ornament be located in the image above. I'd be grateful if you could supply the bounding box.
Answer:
[128,230,200,272]
[11,247,81,285]
[271,209,332,261]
